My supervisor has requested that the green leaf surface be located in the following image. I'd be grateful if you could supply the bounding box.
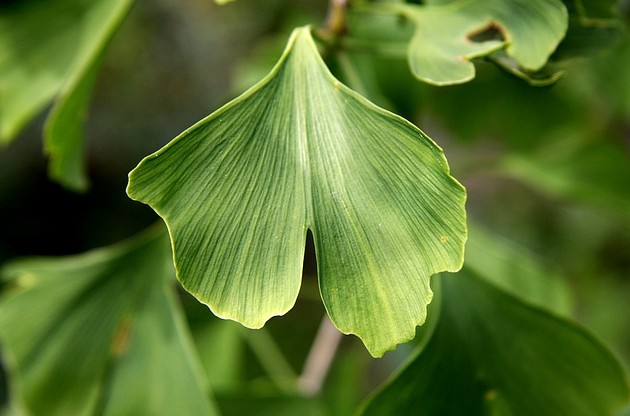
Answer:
[216,393,326,416]
[193,319,244,392]
[361,272,630,415]
[397,0,568,85]
[554,18,627,61]
[0,227,218,416]
[0,0,132,188]
[465,220,572,315]
[552,0,628,61]
[42,56,102,192]
[499,139,630,219]
[488,50,566,87]
[127,26,467,357]
[564,0,619,19]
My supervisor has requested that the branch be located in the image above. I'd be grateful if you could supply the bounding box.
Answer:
[298,316,343,396]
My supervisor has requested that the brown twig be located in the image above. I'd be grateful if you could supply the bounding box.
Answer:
[320,0,349,39]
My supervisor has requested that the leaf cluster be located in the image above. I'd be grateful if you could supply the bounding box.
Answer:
[1,0,630,415]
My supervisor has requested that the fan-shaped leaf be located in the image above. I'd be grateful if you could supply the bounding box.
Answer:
[0,0,132,190]
[0,227,218,416]
[127,26,467,357]
[397,0,568,85]
[361,272,630,415]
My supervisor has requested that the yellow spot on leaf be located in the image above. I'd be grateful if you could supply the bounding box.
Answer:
[17,273,38,288]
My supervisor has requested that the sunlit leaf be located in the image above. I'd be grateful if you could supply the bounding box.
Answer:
[127,26,467,357]
[395,0,568,85]
[0,227,218,416]
[361,271,630,415]
[0,0,132,190]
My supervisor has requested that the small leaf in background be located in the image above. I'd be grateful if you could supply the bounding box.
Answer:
[0,227,219,416]
[553,0,628,61]
[127,26,467,357]
[487,50,566,87]
[564,0,619,19]
[397,0,567,85]
[361,271,630,416]
[42,57,102,192]
[0,0,132,190]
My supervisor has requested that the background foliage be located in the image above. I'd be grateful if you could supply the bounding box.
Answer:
[1,0,630,414]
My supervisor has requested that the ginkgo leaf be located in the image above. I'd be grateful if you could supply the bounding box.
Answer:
[361,272,630,415]
[395,0,568,85]
[127,26,467,357]
[0,0,132,190]
[42,56,102,192]
[0,227,218,416]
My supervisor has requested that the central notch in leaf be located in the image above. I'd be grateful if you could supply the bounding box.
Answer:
[127,26,467,357]
[467,22,504,44]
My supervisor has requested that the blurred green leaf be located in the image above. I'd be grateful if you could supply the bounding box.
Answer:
[564,0,620,19]
[42,57,101,192]
[396,0,567,85]
[0,227,218,416]
[361,271,630,415]
[465,220,573,315]
[243,328,299,394]
[0,0,132,189]
[488,50,566,86]
[587,40,630,117]
[127,26,467,357]
[422,0,457,5]
[345,6,414,46]
[333,52,393,111]
[553,0,628,61]
[321,343,371,416]
[499,138,630,219]
[216,393,325,416]
[553,19,627,61]
[193,320,244,392]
